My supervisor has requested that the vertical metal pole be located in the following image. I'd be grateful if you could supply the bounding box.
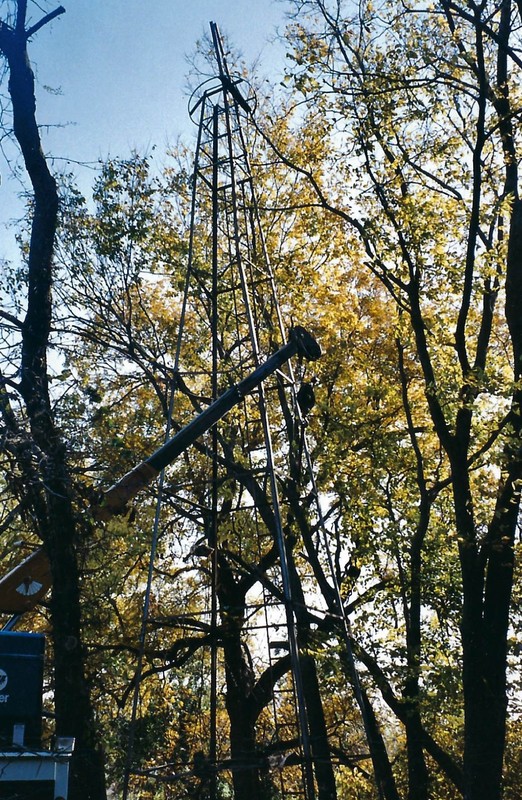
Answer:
[207,103,220,800]
[174,94,207,372]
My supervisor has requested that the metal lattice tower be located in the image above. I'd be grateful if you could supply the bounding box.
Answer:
[124,23,342,800]
[184,26,317,800]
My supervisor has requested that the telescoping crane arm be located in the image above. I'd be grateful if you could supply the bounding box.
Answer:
[94,325,321,521]
[0,327,321,616]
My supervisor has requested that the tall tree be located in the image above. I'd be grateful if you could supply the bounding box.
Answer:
[0,3,106,798]
[274,1,522,798]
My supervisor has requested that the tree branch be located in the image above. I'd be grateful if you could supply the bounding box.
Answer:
[25,6,66,40]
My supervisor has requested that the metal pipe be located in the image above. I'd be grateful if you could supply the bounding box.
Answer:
[93,326,320,521]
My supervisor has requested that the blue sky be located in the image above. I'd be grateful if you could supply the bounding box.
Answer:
[0,0,292,248]
[30,0,290,159]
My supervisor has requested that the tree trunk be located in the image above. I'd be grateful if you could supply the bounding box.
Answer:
[0,7,107,799]
[453,438,518,800]
[286,548,338,800]
[218,554,264,800]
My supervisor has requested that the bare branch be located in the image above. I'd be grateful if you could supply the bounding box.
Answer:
[25,5,65,40]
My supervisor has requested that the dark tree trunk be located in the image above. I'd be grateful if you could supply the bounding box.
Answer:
[218,554,264,800]
[404,499,430,800]
[358,686,401,800]
[0,6,106,799]
[453,433,519,800]
[457,9,522,798]
[286,547,337,800]
[300,654,337,800]
[283,474,401,800]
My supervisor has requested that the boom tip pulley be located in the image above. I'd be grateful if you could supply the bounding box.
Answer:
[290,326,322,362]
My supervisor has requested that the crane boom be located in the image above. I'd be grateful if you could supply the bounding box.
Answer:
[93,326,320,521]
